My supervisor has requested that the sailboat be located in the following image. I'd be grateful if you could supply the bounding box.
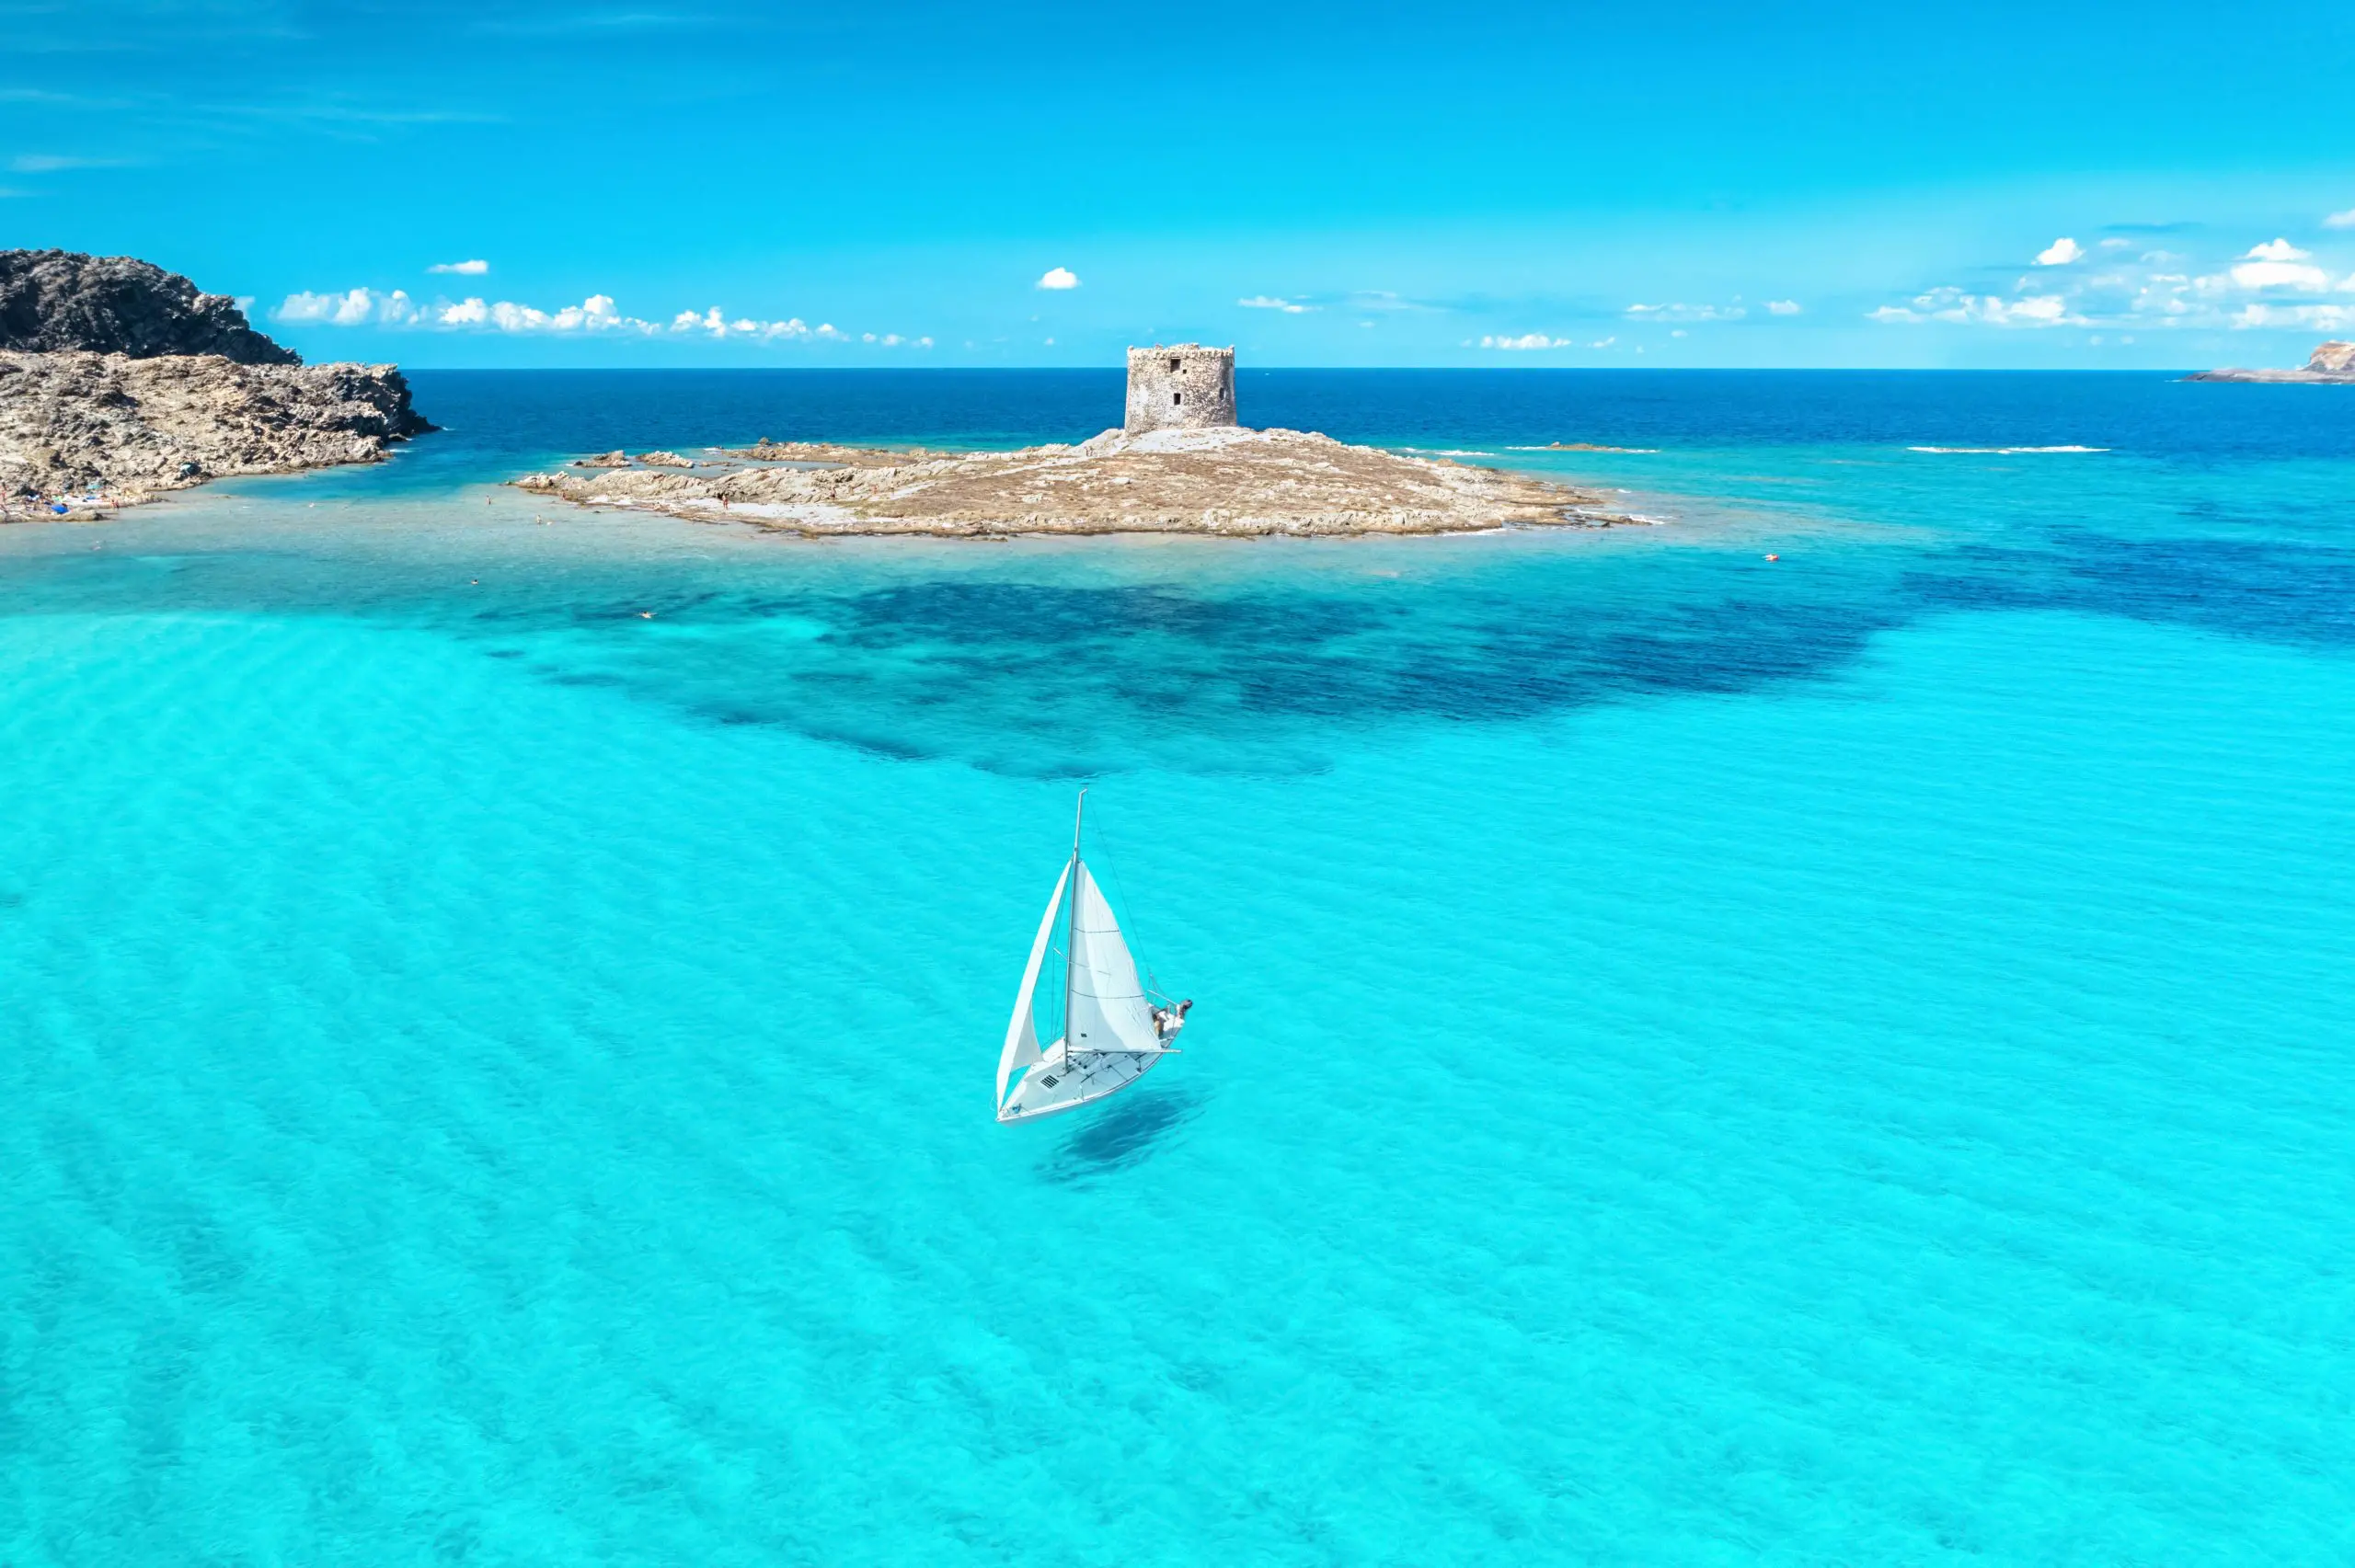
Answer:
[995,792,1179,1124]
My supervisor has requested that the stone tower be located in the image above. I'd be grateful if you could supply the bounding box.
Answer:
[1124,343,1236,433]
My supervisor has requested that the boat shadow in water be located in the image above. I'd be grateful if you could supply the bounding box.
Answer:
[1040,1082,1207,1185]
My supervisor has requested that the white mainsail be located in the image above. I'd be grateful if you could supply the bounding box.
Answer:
[995,794,1177,1125]
[996,861,1071,1110]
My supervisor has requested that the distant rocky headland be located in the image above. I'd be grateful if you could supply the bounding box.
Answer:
[2188,340,2355,384]
[514,426,1636,538]
[0,249,431,518]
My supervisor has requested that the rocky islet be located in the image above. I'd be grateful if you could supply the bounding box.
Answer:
[513,424,1637,537]
[2188,340,2355,383]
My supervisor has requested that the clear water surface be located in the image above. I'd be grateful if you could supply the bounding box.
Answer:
[3,371,2349,1564]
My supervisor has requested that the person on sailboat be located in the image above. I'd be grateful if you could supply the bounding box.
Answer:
[1152,999,1193,1044]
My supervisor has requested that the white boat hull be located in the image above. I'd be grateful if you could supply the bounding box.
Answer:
[996,1038,1164,1124]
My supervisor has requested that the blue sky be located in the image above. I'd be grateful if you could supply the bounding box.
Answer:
[6,0,2354,368]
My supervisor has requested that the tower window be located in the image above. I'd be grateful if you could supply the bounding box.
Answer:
[1174,392,1182,405]
[1168,357,1179,372]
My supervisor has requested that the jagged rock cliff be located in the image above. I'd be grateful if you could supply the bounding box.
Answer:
[2188,340,2355,383]
[0,249,433,511]
[0,351,431,502]
[0,249,298,364]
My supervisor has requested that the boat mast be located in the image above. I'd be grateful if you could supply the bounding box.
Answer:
[1064,789,1086,1061]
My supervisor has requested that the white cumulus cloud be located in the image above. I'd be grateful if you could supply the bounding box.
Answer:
[2230,258,2331,292]
[274,288,379,326]
[428,258,489,275]
[1876,230,2355,335]
[1035,267,1079,291]
[1480,333,1572,349]
[279,284,879,342]
[1765,299,1802,315]
[546,295,620,330]
[1869,287,2081,326]
[290,290,659,334]
[2035,237,2085,266]
[1238,294,1315,313]
[2326,208,2355,231]
[662,306,857,340]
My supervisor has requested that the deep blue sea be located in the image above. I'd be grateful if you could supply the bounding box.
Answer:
[3,371,2350,1564]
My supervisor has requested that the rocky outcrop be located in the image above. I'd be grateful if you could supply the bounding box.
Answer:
[0,250,435,515]
[512,425,1637,537]
[2188,340,2355,383]
[0,351,432,505]
[0,249,297,364]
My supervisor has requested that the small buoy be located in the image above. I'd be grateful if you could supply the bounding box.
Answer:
[1765,554,1779,561]
[470,578,479,585]
[638,612,654,619]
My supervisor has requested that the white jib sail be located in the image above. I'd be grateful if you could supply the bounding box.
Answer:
[997,860,1072,1112]
[1065,861,1164,1057]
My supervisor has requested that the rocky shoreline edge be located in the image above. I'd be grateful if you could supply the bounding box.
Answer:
[511,426,1643,538]
[0,249,433,521]
[0,350,432,520]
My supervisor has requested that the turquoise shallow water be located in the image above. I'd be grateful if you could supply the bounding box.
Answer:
[3,372,2352,1563]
